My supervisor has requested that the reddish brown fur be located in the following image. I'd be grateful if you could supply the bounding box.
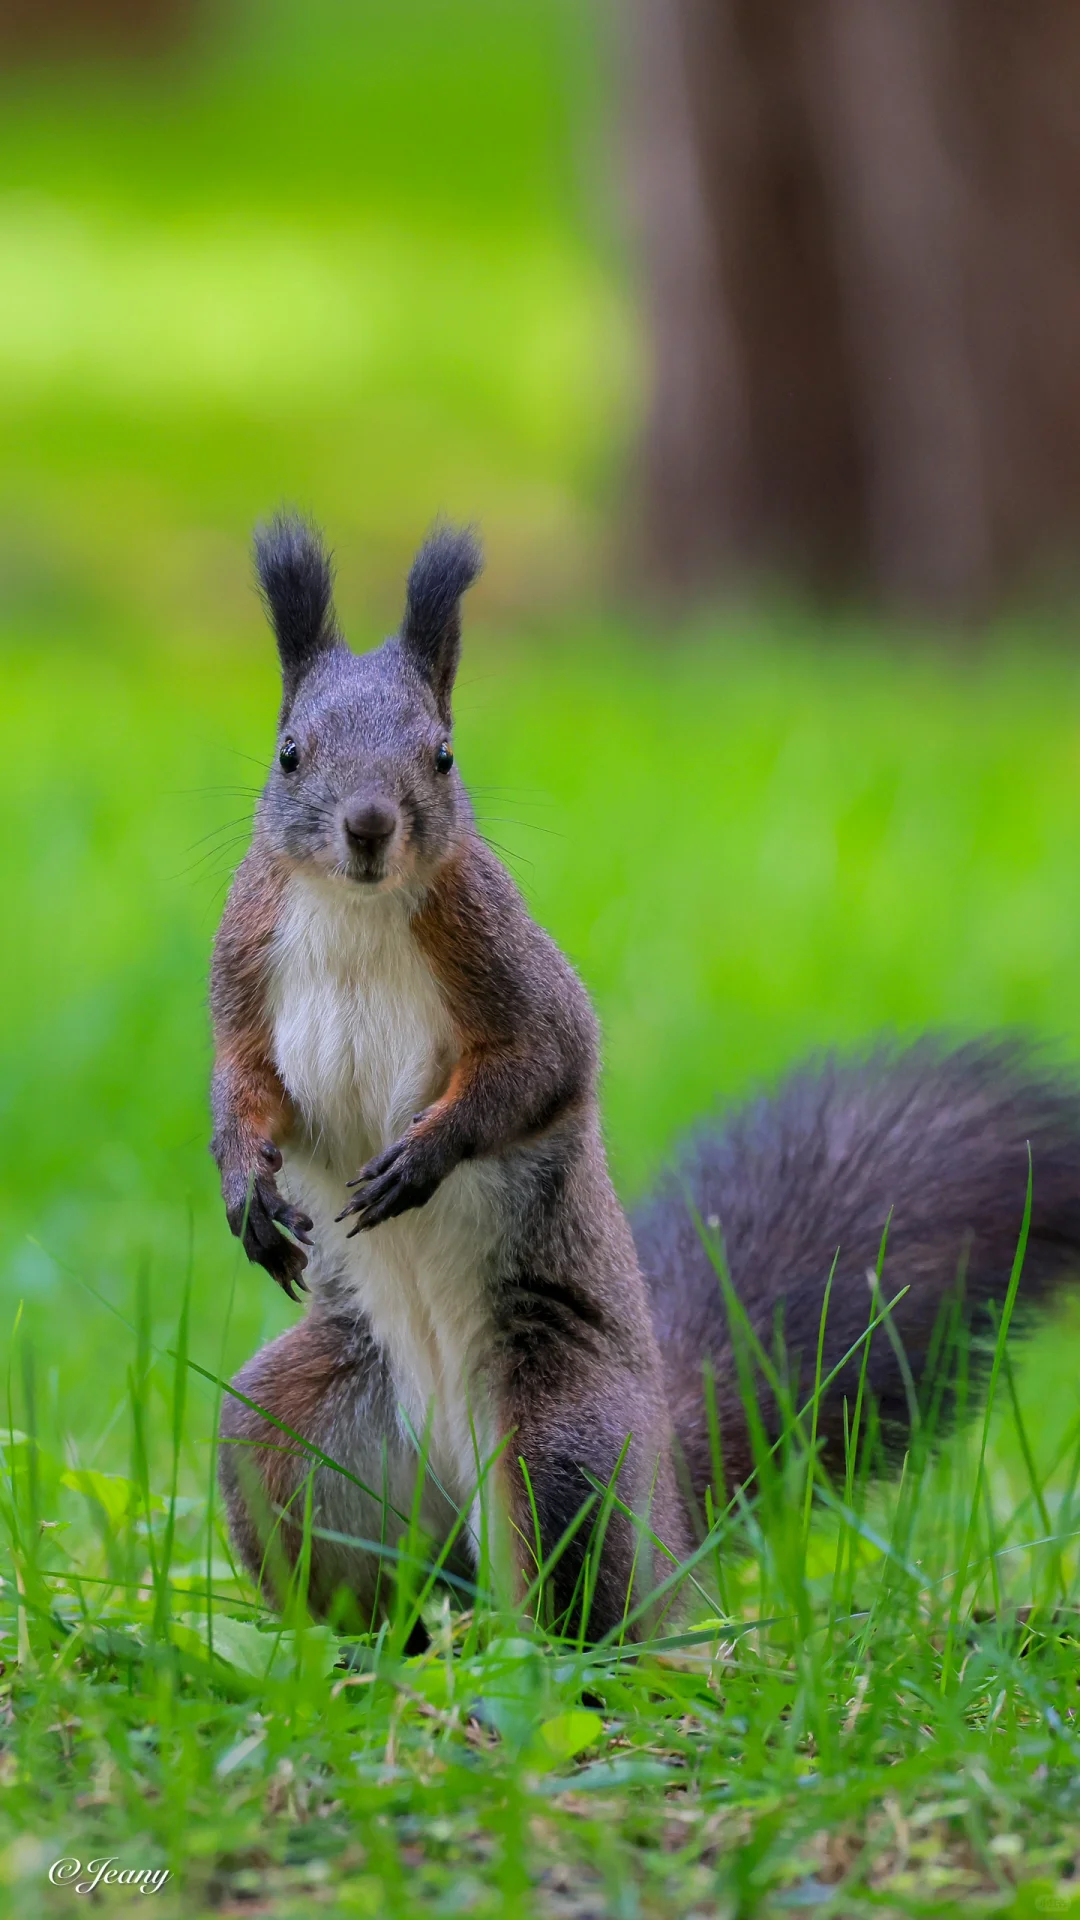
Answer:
[210,853,314,1296]
[210,852,290,1149]
[219,1320,333,1609]
[220,1312,391,1620]
[411,841,596,1124]
[413,845,694,1614]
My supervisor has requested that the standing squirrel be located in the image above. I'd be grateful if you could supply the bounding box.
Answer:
[214,515,1080,1643]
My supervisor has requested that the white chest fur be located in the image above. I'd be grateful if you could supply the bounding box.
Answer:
[270,873,455,1172]
[268,873,503,1514]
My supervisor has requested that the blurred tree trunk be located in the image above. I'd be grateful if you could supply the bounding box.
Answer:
[628,0,1080,615]
[0,0,195,60]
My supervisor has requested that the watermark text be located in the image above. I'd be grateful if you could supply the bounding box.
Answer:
[48,1857,170,1896]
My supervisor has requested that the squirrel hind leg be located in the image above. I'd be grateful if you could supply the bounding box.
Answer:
[219,1311,444,1633]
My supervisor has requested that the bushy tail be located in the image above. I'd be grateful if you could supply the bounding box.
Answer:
[632,1039,1080,1499]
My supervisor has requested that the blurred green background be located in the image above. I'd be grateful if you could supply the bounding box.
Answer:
[5,0,1080,1443]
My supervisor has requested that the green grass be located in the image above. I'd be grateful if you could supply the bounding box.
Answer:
[8,2,1080,1911]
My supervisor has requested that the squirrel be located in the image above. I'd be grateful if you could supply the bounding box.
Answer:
[213,514,1080,1645]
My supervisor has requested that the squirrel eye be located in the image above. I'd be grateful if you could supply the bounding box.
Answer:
[434,741,454,774]
[279,737,300,773]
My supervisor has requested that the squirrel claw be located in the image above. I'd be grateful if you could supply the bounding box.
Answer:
[272,1212,313,1252]
[341,1157,441,1231]
[286,1211,314,1245]
[345,1137,407,1187]
[228,1170,313,1296]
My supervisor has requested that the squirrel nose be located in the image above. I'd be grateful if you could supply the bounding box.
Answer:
[343,795,398,851]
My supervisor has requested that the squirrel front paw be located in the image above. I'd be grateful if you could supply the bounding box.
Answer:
[335,1124,446,1233]
[223,1144,313,1300]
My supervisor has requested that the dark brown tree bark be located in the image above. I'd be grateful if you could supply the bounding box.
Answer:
[629,0,1080,615]
[0,0,195,61]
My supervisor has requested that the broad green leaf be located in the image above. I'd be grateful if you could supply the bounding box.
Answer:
[471,1635,544,1751]
[61,1468,161,1528]
[537,1710,602,1762]
[176,1613,338,1683]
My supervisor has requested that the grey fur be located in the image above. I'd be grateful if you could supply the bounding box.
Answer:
[634,1037,1080,1495]
[255,527,473,887]
[399,524,483,723]
[254,513,340,711]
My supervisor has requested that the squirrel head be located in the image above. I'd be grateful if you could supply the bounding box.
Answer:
[252,513,482,891]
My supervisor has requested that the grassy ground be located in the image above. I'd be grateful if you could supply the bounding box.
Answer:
[7,3,1080,1913]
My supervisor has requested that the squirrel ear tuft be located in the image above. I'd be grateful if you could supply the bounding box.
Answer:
[253,512,339,703]
[398,523,482,721]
